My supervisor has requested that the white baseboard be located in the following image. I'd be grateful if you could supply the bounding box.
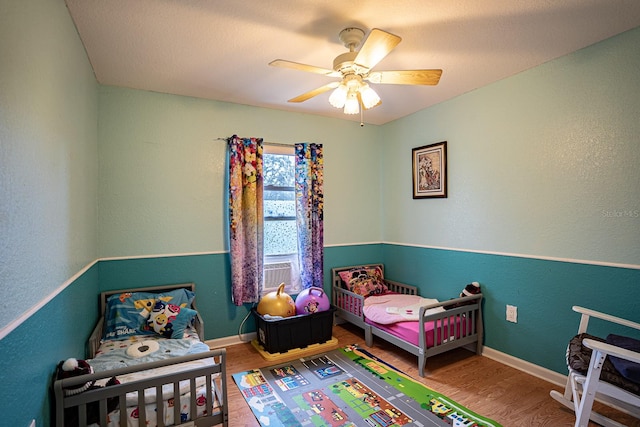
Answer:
[206,332,256,349]
[482,346,567,387]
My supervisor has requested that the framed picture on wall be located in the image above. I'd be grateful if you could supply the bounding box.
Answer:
[412,141,447,199]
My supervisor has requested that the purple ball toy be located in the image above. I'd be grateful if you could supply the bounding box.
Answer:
[295,287,330,315]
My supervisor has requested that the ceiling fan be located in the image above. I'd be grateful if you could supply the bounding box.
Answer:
[269,27,442,115]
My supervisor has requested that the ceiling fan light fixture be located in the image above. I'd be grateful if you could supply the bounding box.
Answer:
[270,27,441,119]
[359,84,380,109]
[328,84,348,108]
[343,92,360,115]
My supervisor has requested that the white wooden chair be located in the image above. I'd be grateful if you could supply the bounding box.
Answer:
[550,306,640,427]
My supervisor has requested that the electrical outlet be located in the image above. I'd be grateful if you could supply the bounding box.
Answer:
[506,305,518,323]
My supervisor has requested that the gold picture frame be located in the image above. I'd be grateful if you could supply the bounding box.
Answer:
[412,141,447,199]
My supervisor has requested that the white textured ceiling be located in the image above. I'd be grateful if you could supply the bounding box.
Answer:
[65,0,640,125]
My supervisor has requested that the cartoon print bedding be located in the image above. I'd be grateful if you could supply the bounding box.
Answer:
[68,331,220,427]
[88,293,218,426]
[54,284,228,427]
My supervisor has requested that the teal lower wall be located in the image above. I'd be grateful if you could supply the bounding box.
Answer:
[95,244,386,341]
[0,265,99,427]
[323,244,385,288]
[2,243,637,426]
[381,244,640,373]
[98,243,640,374]
[97,254,242,339]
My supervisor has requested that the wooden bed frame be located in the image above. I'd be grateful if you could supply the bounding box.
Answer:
[332,264,484,377]
[53,283,228,427]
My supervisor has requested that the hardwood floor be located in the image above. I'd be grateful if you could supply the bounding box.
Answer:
[219,322,640,426]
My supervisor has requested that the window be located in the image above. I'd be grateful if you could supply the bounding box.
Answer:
[262,145,301,294]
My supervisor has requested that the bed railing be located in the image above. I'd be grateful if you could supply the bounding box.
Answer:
[418,294,483,355]
[331,264,484,377]
[54,348,228,427]
[367,293,483,377]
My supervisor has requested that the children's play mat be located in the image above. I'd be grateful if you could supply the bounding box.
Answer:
[232,344,502,427]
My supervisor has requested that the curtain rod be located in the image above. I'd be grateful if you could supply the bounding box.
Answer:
[214,138,294,148]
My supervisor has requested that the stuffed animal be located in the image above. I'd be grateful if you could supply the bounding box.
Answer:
[146,300,180,337]
[460,281,481,298]
[444,282,481,310]
[56,358,120,427]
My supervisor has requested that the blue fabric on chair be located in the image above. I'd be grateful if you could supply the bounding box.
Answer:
[606,334,640,384]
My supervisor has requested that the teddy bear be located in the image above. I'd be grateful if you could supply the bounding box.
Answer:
[56,358,120,427]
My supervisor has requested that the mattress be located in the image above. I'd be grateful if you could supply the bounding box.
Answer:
[365,315,470,347]
[92,328,208,370]
[88,331,220,426]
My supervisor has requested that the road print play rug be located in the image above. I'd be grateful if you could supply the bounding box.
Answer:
[232,344,502,427]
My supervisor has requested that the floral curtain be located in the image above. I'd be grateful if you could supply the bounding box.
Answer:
[227,135,264,305]
[295,143,324,289]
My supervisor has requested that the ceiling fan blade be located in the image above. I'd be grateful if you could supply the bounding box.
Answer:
[288,82,340,103]
[367,69,442,85]
[269,59,341,77]
[353,28,401,71]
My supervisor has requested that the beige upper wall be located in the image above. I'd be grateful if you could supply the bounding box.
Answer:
[0,0,99,330]
[381,26,640,267]
[97,86,384,257]
[97,27,640,267]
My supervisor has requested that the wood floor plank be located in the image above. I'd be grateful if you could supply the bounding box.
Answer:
[218,322,640,426]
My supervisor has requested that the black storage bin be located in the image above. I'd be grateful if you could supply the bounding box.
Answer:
[252,306,336,354]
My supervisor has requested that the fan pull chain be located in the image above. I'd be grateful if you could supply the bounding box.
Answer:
[360,107,364,127]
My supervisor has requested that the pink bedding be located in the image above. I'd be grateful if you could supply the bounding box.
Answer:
[336,289,472,349]
[363,294,445,324]
[365,315,470,347]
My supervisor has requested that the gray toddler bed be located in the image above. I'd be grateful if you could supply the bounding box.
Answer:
[332,264,483,377]
[53,283,228,427]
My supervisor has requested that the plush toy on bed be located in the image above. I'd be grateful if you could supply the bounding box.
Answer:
[146,300,180,337]
[56,358,120,426]
[460,282,481,298]
[444,281,481,310]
